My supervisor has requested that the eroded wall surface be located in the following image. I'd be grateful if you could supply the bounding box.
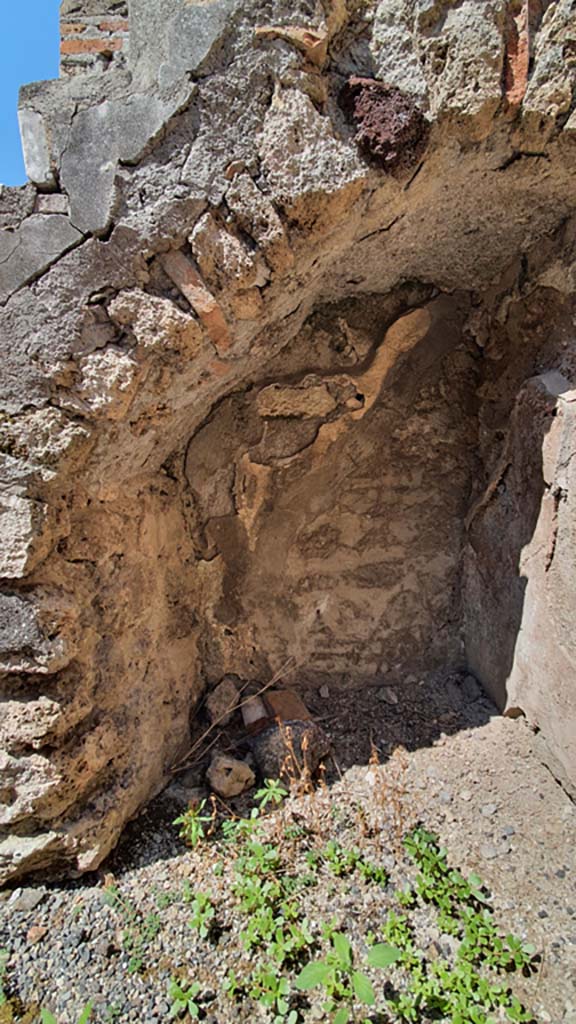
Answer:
[0,0,575,881]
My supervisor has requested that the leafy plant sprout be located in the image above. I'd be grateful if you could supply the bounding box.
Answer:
[173,799,215,848]
[167,978,201,1020]
[40,1003,93,1024]
[255,777,289,809]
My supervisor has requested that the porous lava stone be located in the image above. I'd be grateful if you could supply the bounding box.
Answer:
[340,77,430,172]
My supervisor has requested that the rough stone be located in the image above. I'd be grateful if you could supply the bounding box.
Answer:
[206,754,255,798]
[0,495,50,579]
[17,109,56,189]
[462,674,482,703]
[0,214,82,304]
[250,721,331,783]
[206,676,240,727]
[0,593,48,672]
[378,687,399,706]
[7,887,46,913]
[163,0,239,85]
[59,82,194,234]
[35,194,70,215]
[340,78,430,172]
[465,372,576,796]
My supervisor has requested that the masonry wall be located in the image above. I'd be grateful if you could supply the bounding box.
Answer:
[2,0,576,885]
[59,0,129,77]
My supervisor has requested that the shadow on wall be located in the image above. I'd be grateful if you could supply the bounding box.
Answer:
[464,324,576,796]
[464,376,551,704]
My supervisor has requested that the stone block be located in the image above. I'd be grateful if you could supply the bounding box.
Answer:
[59,101,118,235]
[256,383,337,420]
[0,494,49,579]
[59,83,194,234]
[17,109,55,189]
[0,834,61,887]
[250,721,331,782]
[0,214,82,304]
[35,194,70,215]
[130,0,238,87]
[0,594,44,666]
[206,676,240,726]
[265,689,312,722]
[190,212,270,292]
[0,592,73,675]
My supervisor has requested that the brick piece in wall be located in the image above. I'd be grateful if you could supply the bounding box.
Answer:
[161,250,231,354]
[98,19,129,31]
[60,38,123,55]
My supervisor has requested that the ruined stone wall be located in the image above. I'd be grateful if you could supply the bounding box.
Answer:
[1,0,575,883]
[59,0,129,78]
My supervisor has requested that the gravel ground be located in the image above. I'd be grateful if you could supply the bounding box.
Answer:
[1,671,575,1024]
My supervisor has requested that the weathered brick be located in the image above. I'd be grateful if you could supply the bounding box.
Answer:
[161,251,231,355]
[60,37,123,54]
[504,0,530,108]
[60,23,87,34]
[98,19,129,32]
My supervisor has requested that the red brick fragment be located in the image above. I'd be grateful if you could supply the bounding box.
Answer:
[504,0,530,108]
[266,689,312,722]
[98,19,130,32]
[60,38,123,55]
[161,251,232,355]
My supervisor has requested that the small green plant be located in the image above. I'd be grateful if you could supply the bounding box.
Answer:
[396,884,417,908]
[255,778,289,810]
[188,892,216,940]
[249,965,297,1023]
[0,948,9,1007]
[40,1003,93,1024]
[386,955,535,1023]
[317,841,388,886]
[385,828,538,1024]
[220,807,262,842]
[124,912,161,974]
[404,827,489,918]
[154,887,178,910]
[173,800,213,848]
[181,879,194,903]
[380,910,421,971]
[357,859,389,886]
[322,840,360,877]
[222,969,247,1001]
[295,930,402,1023]
[167,979,201,1020]
[103,1006,123,1023]
[102,885,161,974]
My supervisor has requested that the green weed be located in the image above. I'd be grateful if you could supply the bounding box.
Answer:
[167,978,201,1020]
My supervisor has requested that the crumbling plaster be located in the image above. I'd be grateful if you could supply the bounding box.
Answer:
[0,0,575,882]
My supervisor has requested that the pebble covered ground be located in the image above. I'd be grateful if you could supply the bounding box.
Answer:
[0,671,575,1024]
